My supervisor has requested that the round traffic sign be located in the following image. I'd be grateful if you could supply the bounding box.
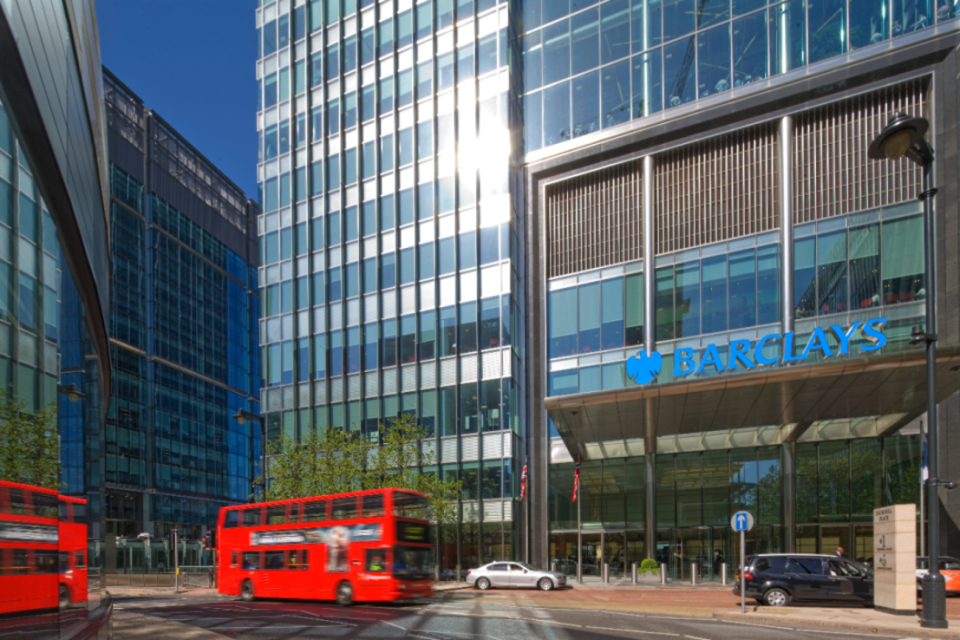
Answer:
[731,511,754,532]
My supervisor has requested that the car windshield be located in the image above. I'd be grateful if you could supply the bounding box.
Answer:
[942,559,960,570]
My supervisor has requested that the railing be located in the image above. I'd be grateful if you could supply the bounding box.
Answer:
[104,566,214,589]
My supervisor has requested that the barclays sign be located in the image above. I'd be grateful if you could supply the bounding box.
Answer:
[625,317,888,386]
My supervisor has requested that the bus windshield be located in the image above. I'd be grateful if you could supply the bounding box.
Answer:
[393,492,429,520]
[393,545,434,580]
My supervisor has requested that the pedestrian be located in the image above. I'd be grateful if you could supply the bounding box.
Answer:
[158,560,165,573]
[834,546,844,558]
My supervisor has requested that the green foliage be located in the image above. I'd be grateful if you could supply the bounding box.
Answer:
[639,558,659,575]
[0,393,59,490]
[253,413,462,528]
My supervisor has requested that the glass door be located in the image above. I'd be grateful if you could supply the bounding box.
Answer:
[581,533,602,577]
[680,527,712,581]
[625,530,646,574]
[655,529,679,580]
[603,532,626,579]
[710,526,730,581]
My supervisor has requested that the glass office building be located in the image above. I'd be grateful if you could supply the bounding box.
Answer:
[102,71,261,544]
[256,0,960,577]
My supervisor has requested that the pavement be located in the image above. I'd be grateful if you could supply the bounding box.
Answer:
[105,584,960,639]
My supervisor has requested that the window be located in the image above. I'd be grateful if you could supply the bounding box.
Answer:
[332,497,358,519]
[361,495,384,517]
[242,552,260,570]
[266,505,286,524]
[302,499,327,522]
[393,491,429,519]
[366,549,387,572]
[489,563,508,571]
[787,557,825,574]
[509,563,525,572]
[74,551,85,569]
[265,551,285,570]
[231,552,238,567]
[242,508,262,526]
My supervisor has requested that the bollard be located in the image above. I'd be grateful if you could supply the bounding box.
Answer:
[691,562,698,585]
[603,563,609,584]
[631,562,637,585]
[551,562,557,573]
[660,563,667,584]
[721,562,728,585]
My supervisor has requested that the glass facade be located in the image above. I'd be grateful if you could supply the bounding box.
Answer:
[549,435,921,580]
[522,0,957,152]
[103,73,261,542]
[255,0,525,571]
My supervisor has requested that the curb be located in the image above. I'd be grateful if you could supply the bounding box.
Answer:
[712,610,960,637]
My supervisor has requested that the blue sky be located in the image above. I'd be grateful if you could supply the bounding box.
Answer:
[96,0,259,198]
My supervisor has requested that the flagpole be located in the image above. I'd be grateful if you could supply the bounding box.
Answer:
[921,418,926,557]
[577,460,582,584]
[524,458,530,564]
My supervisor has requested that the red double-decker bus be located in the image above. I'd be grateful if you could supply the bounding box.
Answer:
[217,488,435,605]
[0,480,88,615]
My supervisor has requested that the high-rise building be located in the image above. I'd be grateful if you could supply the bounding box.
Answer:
[102,70,261,543]
[255,0,960,576]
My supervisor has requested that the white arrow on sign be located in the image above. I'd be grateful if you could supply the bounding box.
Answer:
[730,510,754,532]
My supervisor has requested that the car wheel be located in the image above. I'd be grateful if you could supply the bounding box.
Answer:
[336,581,354,606]
[476,577,491,590]
[58,586,70,608]
[241,580,255,602]
[538,578,554,591]
[763,588,790,607]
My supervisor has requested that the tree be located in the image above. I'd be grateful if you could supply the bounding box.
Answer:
[0,394,59,490]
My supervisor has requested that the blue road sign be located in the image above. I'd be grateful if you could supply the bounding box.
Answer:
[731,511,754,532]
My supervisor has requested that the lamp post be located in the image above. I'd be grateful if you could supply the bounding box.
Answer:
[869,112,952,629]
[233,409,267,500]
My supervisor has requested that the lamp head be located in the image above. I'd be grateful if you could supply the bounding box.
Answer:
[868,112,929,162]
[233,410,247,426]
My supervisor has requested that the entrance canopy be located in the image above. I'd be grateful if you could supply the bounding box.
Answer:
[546,346,960,459]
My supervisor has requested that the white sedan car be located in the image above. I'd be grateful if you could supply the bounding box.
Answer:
[466,562,567,591]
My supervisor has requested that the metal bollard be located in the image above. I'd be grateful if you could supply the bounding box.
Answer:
[603,563,609,584]
[721,562,728,585]
[551,562,557,572]
[631,562,638,585]
[691,562,698,585]
[660,563,668,584]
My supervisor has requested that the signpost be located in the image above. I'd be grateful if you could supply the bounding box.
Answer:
[873,505,916,615]
[731,511,754,615]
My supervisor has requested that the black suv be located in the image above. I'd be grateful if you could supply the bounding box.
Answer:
[732,554,874,607]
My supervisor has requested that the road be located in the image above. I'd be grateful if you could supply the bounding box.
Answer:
[111,590,923,640]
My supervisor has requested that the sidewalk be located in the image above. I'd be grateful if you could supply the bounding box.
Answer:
[714,605,960,638]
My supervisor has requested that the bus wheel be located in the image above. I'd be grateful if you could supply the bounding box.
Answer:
[58,586,70,608]
[241,580,255,602]
[336,581,354,606]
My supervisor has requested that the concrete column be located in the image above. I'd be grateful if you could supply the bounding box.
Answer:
[782,441,796,552]
[779,116,794,336]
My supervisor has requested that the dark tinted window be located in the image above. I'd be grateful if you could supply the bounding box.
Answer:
[361,495,384,517]
[265,551,285,570]
[753,556,787,574]
[75,551,85,569]
[490,563,508,571]
[36,551,58,574]
[332,497,358,519]
[242,508,262,526]
[266,505,286,524]
[231,552,238,567]
[302,500,327,522]
[224,511,239,528]
[787,557,825,575]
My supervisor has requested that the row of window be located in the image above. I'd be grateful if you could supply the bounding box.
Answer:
[233,548,391,573]
[264,298,514,385]
[0,550,85,576]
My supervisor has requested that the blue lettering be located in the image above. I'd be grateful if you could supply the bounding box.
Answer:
[801,327,834,360]
[782,331,805,362]
[861,317,888,352]
[755,334,780,365]
[674,348,696,377]
[696,343,726,375]
[728,339,755,370]
[831,321,862,355]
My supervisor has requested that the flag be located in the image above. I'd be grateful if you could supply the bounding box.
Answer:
[572,457,581,502]
[520,458,528,500]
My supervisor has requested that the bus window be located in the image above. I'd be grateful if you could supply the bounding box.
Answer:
[302,500,327,522]
[75,551,85,569]
[332,498,357,520]
[288,550,298,569]
[37,551,59,574]
[231,552,238,568]
[366,549,386,572]
[265,551,285,570]
[290,503,301,522]
[224,511,239,528]
[301,550,309,570]
[361,495,384,517]
[34,493,59,518]
[242,508,262,527]
[9,489,26,515]
[58,552,68,573]
[266,505,286,524]
[242,552,260,570]
[393,491,429,519]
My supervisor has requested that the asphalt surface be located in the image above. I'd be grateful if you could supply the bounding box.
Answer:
[110,591,923,640]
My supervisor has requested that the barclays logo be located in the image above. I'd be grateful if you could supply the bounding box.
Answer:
[624,317,889,387]
[625,350,663,385]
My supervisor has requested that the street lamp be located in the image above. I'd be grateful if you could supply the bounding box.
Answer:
[869,112,950,629]
[233,409,267,500]
[57,383,85,403]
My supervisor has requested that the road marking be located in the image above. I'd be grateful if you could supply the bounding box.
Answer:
[583,627,679,636]
[683,636,711,640]
[718,619,793,631]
